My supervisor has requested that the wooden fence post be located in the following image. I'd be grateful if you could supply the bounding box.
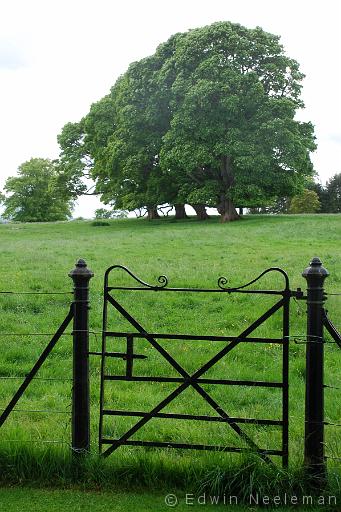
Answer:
[69,259,94,454]
[302,257,329,482]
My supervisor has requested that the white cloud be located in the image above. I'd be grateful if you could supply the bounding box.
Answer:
[328,133,341,145]
[0,39,27,70]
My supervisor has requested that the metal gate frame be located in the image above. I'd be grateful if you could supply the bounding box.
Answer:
[98,265,291,466]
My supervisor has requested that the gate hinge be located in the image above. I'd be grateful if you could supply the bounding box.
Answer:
[291,288,305,299]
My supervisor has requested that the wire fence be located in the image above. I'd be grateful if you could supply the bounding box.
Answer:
[0,278,340,462]
[0,287,73,446]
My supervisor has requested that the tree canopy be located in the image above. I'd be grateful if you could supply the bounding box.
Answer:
[2,158,73,222]
[58,21,316,221]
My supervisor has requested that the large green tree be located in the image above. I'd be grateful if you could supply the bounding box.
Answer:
[57,91,119,199]
[56,120,90,198]
[94,35,186,219]
[58,34,205,220]
[58,22,316,222]
[2,158,73,222]
[160,22,316,221]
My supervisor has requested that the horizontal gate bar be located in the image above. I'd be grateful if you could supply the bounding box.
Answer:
[106,287,284,295]
[101,438,283,455]
[103,375,283,387]
[103,331,284,343]
[88,351,147,359]
[102,409,283,425]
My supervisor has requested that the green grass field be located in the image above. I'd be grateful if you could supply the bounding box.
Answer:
[0,486,338,512]
[0,214,340,505]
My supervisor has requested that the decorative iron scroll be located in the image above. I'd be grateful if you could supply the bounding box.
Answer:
[105,265,289,294]
[105,264,168,289]
[218,267,290,292]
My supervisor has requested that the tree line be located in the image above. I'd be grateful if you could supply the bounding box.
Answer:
[0,22,340,222]
[249,175,341,215]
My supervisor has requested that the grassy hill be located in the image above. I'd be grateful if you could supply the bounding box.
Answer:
[0,214,340,498]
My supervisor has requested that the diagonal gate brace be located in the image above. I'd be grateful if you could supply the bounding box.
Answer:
[0,307,74,430]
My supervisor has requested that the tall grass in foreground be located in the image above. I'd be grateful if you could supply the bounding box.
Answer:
[0,443,340,508]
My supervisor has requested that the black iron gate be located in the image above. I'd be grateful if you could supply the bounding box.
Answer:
[0,257,338,478]
[98,265,291,466]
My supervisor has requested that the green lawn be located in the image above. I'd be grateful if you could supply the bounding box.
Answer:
[0,214,340,501]
[0,487,230,512]
[1,487,336,512]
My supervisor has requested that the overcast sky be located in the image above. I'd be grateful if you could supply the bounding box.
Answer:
[0,0,340,217]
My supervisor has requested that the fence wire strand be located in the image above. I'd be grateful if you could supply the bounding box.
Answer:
[0,408,70,414]
[0,439,70,445]
[0,291,73,295]
[0,330,101,343]
[0,377,72,381]
[293,297,305,316]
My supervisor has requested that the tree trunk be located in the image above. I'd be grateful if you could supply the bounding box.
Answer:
[239,207,243,215]
[191,204,209,220]
[217,155,240,222]
[217,197,240,222]
[147,207,160,220]
[174,204,187,219]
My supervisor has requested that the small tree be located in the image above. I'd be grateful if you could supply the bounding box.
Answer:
[94,208,128,219]
[324,173,341,213]
[289,189,321,213]
[2,158,73,222]
[95,208,113,219]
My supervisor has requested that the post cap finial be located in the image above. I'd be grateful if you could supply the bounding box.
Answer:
[68,258,94,279]
[75,259,87,268]
[302,257,329,279]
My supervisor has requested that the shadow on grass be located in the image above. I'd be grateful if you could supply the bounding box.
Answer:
[0,445,340,508]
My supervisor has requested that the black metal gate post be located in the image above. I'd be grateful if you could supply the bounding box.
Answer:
[69,259,94,454]
[302,257,329,481]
